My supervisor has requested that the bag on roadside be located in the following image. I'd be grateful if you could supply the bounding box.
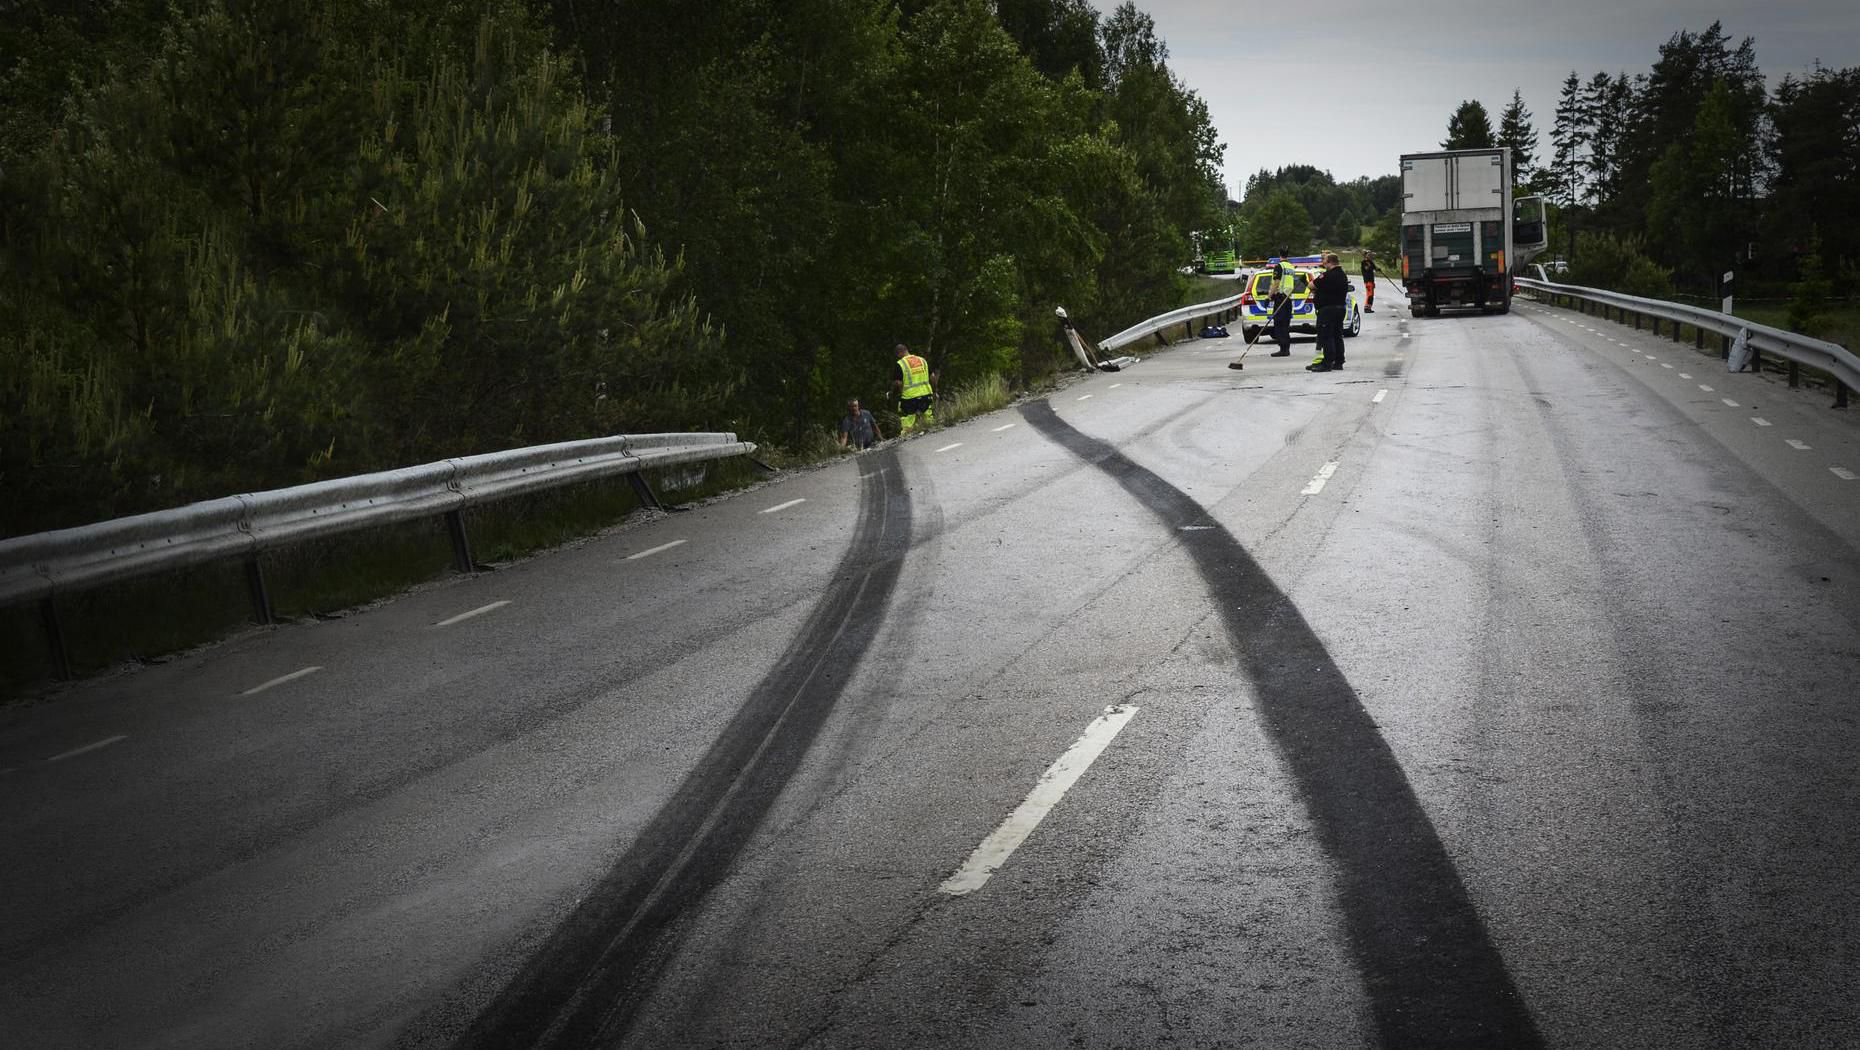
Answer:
[1726,327,1752,372]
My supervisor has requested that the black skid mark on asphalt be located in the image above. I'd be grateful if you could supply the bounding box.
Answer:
[425,450,914,1050]
[1018,399,1542,1050]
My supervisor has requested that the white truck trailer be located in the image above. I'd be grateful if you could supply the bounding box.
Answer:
[1398,148,1547,316]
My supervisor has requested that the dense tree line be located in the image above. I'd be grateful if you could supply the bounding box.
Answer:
[1448,23,1858,306]
[0,0,1225,535]
[1226,165,1399,257]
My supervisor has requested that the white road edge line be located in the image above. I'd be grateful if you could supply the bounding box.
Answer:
[939,704,1140,897]
[761,499,807,514]
[434,601,511,628]
[1372,389,1388,403]
[241,666,323,696]
[991,423,1017,432]
[1301,461,1340,496]
[935,443,963,453]
[1786,439,1812,450]
[47,734,128,763]
[626,539,687,561]
[1833,467,1858,481]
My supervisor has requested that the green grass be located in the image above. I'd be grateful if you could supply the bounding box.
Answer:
[1727,303,1859,351]
[936,372,1011,426]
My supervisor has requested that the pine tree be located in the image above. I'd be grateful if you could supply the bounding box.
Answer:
[1442,100,1496,150]
[1549,72,1587,209]
[1496,89,1537,187]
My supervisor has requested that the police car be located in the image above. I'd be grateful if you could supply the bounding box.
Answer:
[1237,258,1363,344]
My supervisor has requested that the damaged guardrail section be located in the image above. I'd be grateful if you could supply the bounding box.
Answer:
[1098,284,1249,352]
[0,433,756,677]
[1515,271,1859,406]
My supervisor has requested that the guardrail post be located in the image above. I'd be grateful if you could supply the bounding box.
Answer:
[1696,327,1705,350]
[628,473,665,511]
[1652,318,1661,336]
[1837,384,1850,409]
[445,509,475,573]
[245,555,274,625]
[1790,361,1800,388]
[1634,312,1641,330]
[1674,322,1683,344]
[40,596,71,681]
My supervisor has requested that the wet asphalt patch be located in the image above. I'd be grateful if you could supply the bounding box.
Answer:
[1019,399,1541,1048]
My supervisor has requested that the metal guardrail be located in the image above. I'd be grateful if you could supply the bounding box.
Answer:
[1099,278,1251,352]
[1515,270,1859,403]
[1,433,756,676]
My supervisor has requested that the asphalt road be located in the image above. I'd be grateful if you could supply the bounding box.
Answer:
[3,281,1859,1049]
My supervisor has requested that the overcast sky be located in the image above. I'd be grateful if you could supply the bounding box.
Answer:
[1139,0,1860,196]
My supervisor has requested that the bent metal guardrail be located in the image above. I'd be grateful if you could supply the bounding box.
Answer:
[1098,279,1250,353]
[1,433,756,677]
[1515,271,1859,405]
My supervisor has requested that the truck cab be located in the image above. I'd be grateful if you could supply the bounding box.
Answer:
[1398,148,1547,316]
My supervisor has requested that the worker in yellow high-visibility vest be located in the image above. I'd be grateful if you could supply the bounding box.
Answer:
[893,343,936,433]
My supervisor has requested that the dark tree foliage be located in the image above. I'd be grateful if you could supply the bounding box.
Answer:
[1482,23,1850,300]
[1441,100,1496,150]
[1496,89,1537,187]
[2,0,1228,533]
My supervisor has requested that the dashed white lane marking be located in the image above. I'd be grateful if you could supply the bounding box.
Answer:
[626,539,686,561]
[1751,418,1771,427]
[1076,394,1093,401]
[1787,439,1812,450]
[991,423,1017,433]
[1699,384,1715,392]
[939,704,1140,897]
[47,735,128,763]
[1301,461,1340,496]
[1110,383,1123,388]
[1372,389,1388,403]
[434,601,510,628]
[1833,468,1858,481]
[1400,333,1411,339]
[760,498,807,514]
[935,443,963,453]
[241,666,323,696]
[1680,373,1693,379]
[1660,363,1674,369]
[1721,398,1740,408]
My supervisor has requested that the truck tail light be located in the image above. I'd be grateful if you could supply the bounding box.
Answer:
[1495,250,1505,273]
[1400,256,1410,278]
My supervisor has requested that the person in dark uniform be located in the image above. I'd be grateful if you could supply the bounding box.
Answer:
[1361,250,1378,313]
[1308,253,1350,372]
[1268,284,1292,356]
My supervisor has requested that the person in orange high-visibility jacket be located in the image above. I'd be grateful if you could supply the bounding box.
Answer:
[893,344,937,432]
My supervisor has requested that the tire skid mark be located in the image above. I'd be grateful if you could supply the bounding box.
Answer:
[1019,399,1541,1049]
[433,449,913,1050]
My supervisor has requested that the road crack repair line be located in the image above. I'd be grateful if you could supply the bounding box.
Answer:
[423,448,914,1050]
[1018,399,1543,1049]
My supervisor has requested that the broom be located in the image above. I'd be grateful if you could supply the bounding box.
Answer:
[1227,292,1291,371]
